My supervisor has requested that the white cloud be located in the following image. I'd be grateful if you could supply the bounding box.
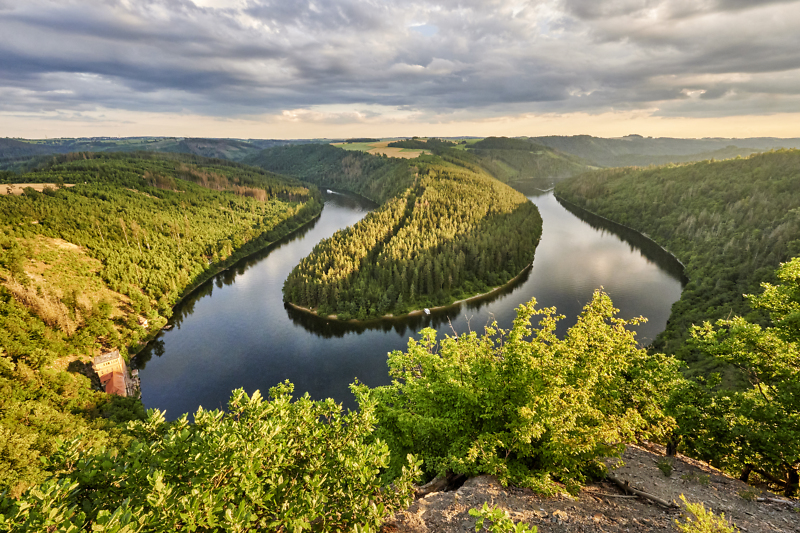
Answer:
[0,0,798,135]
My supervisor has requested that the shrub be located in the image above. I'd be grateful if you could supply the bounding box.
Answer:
[469,502,537,532]
[371,291,680,493]
[675,495,739,533]
[0,382,420,532]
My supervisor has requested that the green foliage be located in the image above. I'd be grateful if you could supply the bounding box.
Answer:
[737,488,761,501]
[371,291,680,493]
[556,150,800,379]
[0,152,322,495]
[246,143,414,204]
[0,383,422,532]
[0,343,116,497]
[388,138,456,150]
[680,472,710,486]
[466,137,592,183]
[469,502,537,533]
[281,155,542,319]
[675,495,739,533]
[670,257,800,496]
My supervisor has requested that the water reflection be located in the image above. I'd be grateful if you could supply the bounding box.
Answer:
[135,187,685,419]
[557,198,687,285]
[284,267,534,338]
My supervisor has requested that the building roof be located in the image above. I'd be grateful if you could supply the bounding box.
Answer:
[104,371,127,397]
[93,350,121,366]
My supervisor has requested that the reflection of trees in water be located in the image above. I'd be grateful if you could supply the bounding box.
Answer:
[286,267,533,338]
[132,213,326,370]
[133,338,165,370]
[557,197,688,286]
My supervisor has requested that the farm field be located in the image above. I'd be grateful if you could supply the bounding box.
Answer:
[0,183,75,195]
[330,140,429,159]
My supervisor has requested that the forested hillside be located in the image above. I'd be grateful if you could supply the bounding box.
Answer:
[279,151,541,319]
[0,137,331,172]
[382,136,593,184]
[532,134,800,167]
[0,152,321,495]
[245,143,414,203]
[556,150,800,376]
[466,137,593,183]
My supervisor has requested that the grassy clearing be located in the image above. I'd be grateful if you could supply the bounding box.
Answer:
[1,184,75,195]
[330,141,428,159]
[2,235,130,342]
[330,142,377,152]
[451,138,484,150]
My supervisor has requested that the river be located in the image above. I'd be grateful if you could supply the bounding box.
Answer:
[134,183,685,418]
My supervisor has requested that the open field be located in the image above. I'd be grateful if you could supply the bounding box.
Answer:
[331,141,429,159]
[451,138,483,150]
[0,183,75,195]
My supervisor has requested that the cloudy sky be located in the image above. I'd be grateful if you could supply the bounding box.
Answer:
[2,0,800,138]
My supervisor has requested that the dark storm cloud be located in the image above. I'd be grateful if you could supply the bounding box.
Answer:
[1,0,799,121]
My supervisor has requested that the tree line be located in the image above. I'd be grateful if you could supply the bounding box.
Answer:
[274,146,542,319]
[556,149,800,496]
[0,152,321,496]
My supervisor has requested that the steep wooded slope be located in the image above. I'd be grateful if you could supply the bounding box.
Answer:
[532,134,800,167]
[556,150,800,375]
[0,152,321,495]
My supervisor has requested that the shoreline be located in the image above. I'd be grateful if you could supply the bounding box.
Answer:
[286,262,534,324]
[131,201,324,358]
[554,193,688,271]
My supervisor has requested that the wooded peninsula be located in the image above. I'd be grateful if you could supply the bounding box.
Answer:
[0,138,798,532]
[251,143,542,320]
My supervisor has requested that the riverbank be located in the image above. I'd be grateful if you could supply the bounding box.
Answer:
[554,193,687,272]
[130,199,323,357]
[286,262,534,325]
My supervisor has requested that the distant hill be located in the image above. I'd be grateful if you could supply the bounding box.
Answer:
[0,138,56,159]
[466,136,594,183]
[556,149,800,378]
[530,134,800,167]
[245,143,414,204]
[0,137,330,171]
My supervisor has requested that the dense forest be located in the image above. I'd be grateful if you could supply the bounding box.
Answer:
[0,152,321,496]
[556,150,800,376]
[256,143,542,320]
[387,137,457,150]
[531,134,800,167]
[287,166,540,319]
[245,143,414,204]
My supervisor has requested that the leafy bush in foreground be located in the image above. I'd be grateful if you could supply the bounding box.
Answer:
[670,256,800,496]
[0,383,420,532]
[371,291,680,493]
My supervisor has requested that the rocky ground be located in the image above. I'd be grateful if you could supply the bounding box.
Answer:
[384,443,799,532]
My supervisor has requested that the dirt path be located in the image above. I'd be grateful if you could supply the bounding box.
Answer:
[385,443,799,532]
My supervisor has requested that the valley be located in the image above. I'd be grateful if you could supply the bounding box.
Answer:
[1,138,798,532]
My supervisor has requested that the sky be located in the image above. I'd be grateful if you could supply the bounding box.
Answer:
[2,0,800,139]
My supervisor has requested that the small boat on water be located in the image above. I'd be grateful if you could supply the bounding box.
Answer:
[424,308,431,315]
[327,189,333,194]
[162,324,173,331]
